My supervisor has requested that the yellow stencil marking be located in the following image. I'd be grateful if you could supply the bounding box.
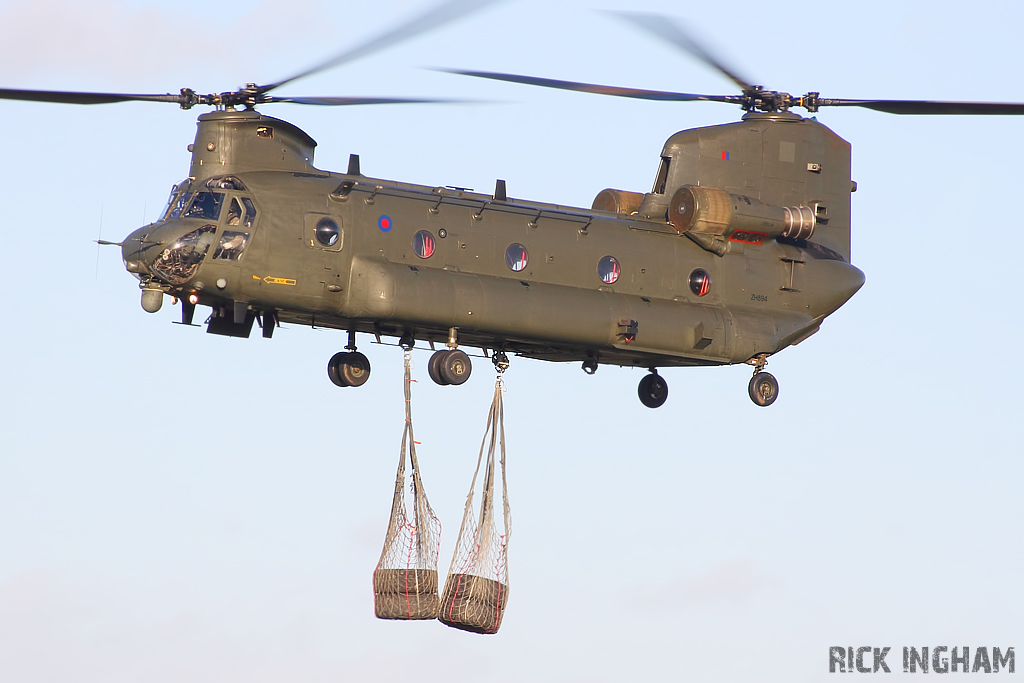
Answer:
[264,276,297,286]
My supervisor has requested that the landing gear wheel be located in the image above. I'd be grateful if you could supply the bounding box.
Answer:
[428,350,450,386]
[439,349,472,385]
[328,351,371,388]
[638,372,668,409]
[748,372,779,407]
[328,352,351,387]
[339,351,371,387]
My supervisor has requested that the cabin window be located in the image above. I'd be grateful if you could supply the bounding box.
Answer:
[689,268,711,297]
[315,217,340,247]
[652,156,671,194]
[213,231,249,261]
[597,255,620,284]
[505,243,529,272]
[183,192,224,220]
[413,231,435,259]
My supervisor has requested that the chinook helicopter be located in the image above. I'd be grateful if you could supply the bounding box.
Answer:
[5,4,1023,409]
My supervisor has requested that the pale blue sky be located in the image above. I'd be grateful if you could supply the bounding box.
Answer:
[1,1,1022,681]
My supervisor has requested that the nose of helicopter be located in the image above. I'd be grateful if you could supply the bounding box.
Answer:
[121,224,157,278]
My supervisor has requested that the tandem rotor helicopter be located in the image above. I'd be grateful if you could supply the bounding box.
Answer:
[5,1,1023,408]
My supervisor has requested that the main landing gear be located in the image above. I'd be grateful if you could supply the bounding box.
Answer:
[633,356,781,409]
[746,354,779,407]
[328,330,371,388]
[638,369,669,409]
[428,327,473,386]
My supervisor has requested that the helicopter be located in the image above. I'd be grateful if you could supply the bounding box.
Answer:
[5,3,1023,409]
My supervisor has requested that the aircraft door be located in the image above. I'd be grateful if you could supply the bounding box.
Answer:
[217,195,265,300]
[303,212,348,311]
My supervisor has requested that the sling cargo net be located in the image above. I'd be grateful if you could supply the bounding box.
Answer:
[373,352,441,620]
[439,378,511,634]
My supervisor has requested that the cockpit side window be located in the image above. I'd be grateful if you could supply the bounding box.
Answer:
[226,198,244,226]
[184,192,224,220]
[241,197,257,228]
[224,196,258,229]
[213,231,249,261]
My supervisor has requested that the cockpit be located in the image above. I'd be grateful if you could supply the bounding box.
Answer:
[147,176,258,285]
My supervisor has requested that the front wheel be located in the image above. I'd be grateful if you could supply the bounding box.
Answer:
[748,372,779,407]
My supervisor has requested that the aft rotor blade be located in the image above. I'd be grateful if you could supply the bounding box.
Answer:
[268,95,470,106]
[607,11,754,92]
[818,98,1024,115]
[262,0,505,93]
[440,69,739,103]
[0,87,185,106]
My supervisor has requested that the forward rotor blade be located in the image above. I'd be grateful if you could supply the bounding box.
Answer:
[267,95,470,106]
[0,87,184,106]
[262,0,505,93]
[439,69,739,103]
[818,98,1024,115]
[607,11,753,92]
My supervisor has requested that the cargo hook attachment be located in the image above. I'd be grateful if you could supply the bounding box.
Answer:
[492,349,510,376]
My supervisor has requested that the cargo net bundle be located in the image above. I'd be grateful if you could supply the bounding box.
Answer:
[439,377,512,634]
[373,352,442,620]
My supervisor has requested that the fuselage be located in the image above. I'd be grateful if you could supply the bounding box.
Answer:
[122,109,864,370]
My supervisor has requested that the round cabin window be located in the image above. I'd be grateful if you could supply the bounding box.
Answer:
[413,231,435,259]
[597,256,620,284]
[315,217,340,247]
[505,243,529,272]
[689,268,711,297]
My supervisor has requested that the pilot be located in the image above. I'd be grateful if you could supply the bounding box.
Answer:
[226,201,242,225]
[217,232,246,259]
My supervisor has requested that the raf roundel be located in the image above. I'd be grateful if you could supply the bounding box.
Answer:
[378,215,392,232]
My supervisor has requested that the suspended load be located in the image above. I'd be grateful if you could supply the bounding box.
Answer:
[439,377,512,634]
[373,352,442,620]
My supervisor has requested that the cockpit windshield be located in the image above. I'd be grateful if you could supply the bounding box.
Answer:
[183,192,224,220]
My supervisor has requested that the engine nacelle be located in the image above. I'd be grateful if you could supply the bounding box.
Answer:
[592,188,645,215]
[668,185,815,247]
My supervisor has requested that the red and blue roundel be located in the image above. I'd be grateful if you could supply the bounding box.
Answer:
[378,215,392,232]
